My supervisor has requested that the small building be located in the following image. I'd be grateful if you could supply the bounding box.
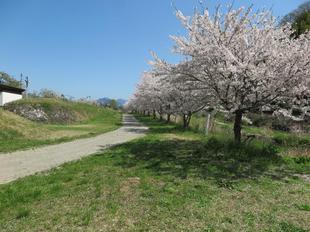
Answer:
[0,84,25,106]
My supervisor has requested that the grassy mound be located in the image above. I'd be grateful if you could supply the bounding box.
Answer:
[0,109,51,140]
[0,99,121,153]
[4,98,109,123]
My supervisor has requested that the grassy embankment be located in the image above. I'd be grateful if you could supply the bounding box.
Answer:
[0,98,121,153]
[0,115,309,231]
[181,113,310,157]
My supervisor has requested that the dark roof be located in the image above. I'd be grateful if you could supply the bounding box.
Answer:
[0,84,25,94]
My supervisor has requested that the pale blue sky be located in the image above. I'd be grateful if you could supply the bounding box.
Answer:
[0,0,306,99]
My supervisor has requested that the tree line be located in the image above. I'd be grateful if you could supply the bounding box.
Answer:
[127,4,310,142]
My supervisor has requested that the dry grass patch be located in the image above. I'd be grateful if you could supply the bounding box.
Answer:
[163,133,200,141]
[284,148,310,157]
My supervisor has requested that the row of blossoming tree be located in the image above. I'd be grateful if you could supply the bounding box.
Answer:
[127,5,310,142]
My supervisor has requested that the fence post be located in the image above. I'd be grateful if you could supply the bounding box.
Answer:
[205,113,211,135]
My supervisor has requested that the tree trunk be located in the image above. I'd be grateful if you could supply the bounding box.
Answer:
[159,106,163,121]
[183,113,192,129]
[153,110,156,119]
[187,113,192,128]
[234,111,243,143]
[183,114,187,129]
[167,114,171,123]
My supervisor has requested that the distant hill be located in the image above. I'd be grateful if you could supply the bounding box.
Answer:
[97,98,127,107]
[97,97,111,105]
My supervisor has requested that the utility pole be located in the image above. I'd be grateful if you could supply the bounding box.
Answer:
[20,73,23,87]
[24,76,29,98]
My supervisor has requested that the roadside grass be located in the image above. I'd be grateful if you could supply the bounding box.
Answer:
[0,115,309,231]
[0,104,121,153]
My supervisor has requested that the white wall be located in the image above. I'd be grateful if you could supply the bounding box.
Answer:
[0,92,22,106]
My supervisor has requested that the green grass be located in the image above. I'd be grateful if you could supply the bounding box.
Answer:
[0,99,121,153]
[183,113,310,157]
[0,115,309,231]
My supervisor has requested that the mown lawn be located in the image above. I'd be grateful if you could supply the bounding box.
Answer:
[0,115,309,231]
[0,104,121,153]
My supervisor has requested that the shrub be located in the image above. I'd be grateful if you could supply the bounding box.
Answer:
[272,121,291,132]
[39,89,60,98]
[249,113,272,127]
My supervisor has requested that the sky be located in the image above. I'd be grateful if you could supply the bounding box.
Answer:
[0,0,307,100]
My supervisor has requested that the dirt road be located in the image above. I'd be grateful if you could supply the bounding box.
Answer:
[0,114,147,184]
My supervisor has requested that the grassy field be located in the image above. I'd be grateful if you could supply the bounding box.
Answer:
[0,115,309,231]
[0,99,121,153]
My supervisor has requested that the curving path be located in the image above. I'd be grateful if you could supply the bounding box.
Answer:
[0,114,148,184]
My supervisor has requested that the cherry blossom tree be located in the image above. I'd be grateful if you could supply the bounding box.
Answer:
[129,69,209,128]
[151,6,310,142]
[132,72,160,116]
[158,73,208,128]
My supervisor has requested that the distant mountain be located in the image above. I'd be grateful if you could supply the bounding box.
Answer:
[97,97,111,105]
[116,99,127,107]
[97,97,127,107]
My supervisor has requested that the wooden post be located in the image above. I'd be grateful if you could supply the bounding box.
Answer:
[205,113,211,135]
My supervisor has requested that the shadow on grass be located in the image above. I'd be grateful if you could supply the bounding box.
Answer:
[96,114,308,188]
[100,136,298,188]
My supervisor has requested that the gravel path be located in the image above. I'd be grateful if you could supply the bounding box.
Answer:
[0,114,148,184]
